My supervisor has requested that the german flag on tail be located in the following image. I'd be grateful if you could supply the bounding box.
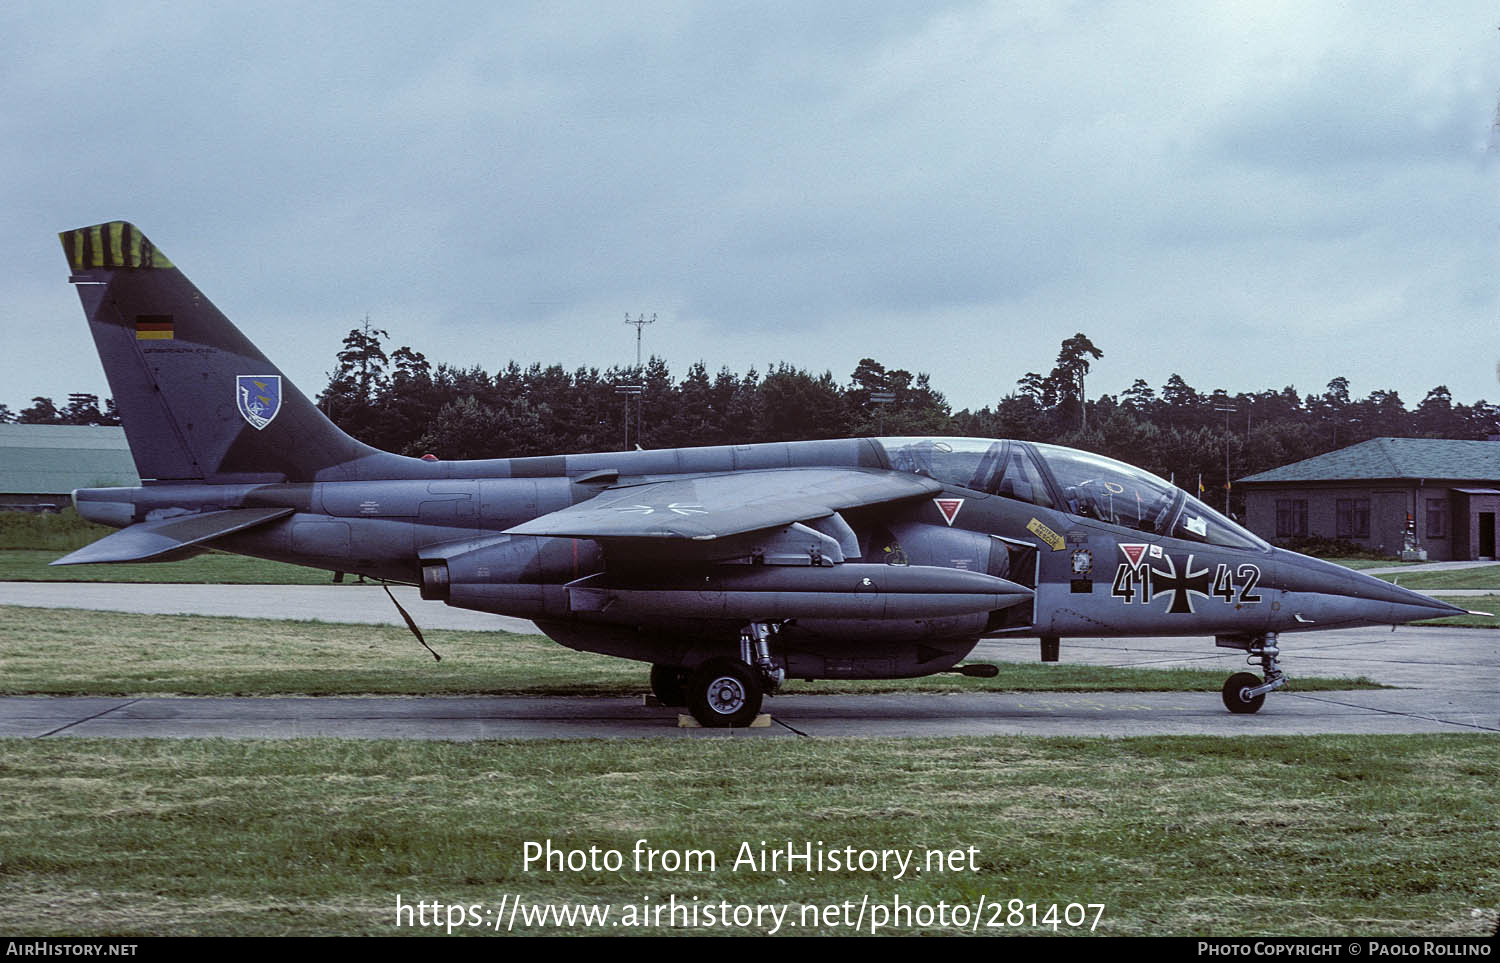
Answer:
[135,315,174,340]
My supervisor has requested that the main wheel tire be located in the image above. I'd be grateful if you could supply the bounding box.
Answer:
[686,658,763,728]
[649,664,688,707]
[1222,672,1266,714]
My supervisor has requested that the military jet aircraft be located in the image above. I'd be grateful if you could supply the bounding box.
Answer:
[53,221,1470,726]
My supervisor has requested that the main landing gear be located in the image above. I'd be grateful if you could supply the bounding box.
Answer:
[687,658,763,728]
[655,622,786,728]
[649,665,688,707]
[1219,634,1289,714]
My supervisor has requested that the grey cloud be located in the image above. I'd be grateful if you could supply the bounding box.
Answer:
[1,1,1496,416]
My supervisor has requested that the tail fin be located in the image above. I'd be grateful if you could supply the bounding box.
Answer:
[60,221,384,483]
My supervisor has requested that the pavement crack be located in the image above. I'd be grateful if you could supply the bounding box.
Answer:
[1286,692,1500,733]
[773,717,811,738]
[36,698,143,738]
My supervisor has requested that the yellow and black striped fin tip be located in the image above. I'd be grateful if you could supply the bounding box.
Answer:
[58,221,175,272]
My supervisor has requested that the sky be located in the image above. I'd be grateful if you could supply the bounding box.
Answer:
[2,1,1497,417]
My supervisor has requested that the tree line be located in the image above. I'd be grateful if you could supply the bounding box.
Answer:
[312,326,1500,514]
[1,394,119,427]
[7,326,1497,515]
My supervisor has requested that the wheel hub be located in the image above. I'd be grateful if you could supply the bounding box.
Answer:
[707,676,746,715]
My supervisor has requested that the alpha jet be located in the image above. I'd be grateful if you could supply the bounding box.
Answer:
[53,222,1470,726]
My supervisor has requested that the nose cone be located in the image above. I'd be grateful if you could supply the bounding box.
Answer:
[1270,549,1467,627]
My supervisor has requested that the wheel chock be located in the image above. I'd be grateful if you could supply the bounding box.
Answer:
[677,713,771,728]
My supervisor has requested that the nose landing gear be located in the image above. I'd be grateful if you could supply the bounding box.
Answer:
[1217,634,1289,714]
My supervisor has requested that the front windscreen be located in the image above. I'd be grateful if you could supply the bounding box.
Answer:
[1170,494,1268,550]
[1029,442,1267,550]
[1030,443,1178,535]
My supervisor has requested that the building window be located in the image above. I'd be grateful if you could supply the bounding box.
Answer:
[1275,499,1308,539]
[1426,498,1448,539]
[1336,498,1370,539]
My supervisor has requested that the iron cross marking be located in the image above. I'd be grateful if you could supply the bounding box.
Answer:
[1148,553,1213,615]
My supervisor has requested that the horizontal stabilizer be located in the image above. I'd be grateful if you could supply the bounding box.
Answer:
[51,507,293,565]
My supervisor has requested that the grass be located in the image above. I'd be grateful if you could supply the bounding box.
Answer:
[1323,557,1407,570]
[1411,596,1500,629]
[0,606,1387,696]
[0,507,113,551]
[0,510,341,583]
[0,515,1489,938]
[0,736,1494,936]
[1376,568,1500,591]
[0,548,343,584]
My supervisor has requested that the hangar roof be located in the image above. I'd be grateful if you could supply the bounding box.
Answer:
[0,424,140,495]
[1239,437,1500,485]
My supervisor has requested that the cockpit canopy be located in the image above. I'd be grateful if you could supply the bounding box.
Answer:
[876,437,1266,551]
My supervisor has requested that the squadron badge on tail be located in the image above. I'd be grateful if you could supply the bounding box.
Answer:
[236,375,281,430]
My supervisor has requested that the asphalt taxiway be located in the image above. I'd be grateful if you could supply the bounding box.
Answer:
[0,581,536,633]
[0,582,1495,739]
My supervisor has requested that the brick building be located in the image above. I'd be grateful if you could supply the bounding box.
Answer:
[1238,437,1500,560]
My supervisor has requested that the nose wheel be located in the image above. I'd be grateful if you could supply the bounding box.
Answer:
[1222,672,1267,713]
[1219,634,1288,714]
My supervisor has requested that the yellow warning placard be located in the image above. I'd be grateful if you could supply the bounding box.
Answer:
[1027,517,1066,551]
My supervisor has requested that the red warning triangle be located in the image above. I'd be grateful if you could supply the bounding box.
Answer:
[1119,543,1148,566]
[933,498,964,526]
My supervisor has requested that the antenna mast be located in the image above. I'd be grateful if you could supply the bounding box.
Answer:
[625,312,656,370]
[618,313,656,449]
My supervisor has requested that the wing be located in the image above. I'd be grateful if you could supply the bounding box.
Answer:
[505,467,942,561]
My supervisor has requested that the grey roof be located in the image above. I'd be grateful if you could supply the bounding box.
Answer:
[0,424,140,495]
[1239,437,1500,485]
